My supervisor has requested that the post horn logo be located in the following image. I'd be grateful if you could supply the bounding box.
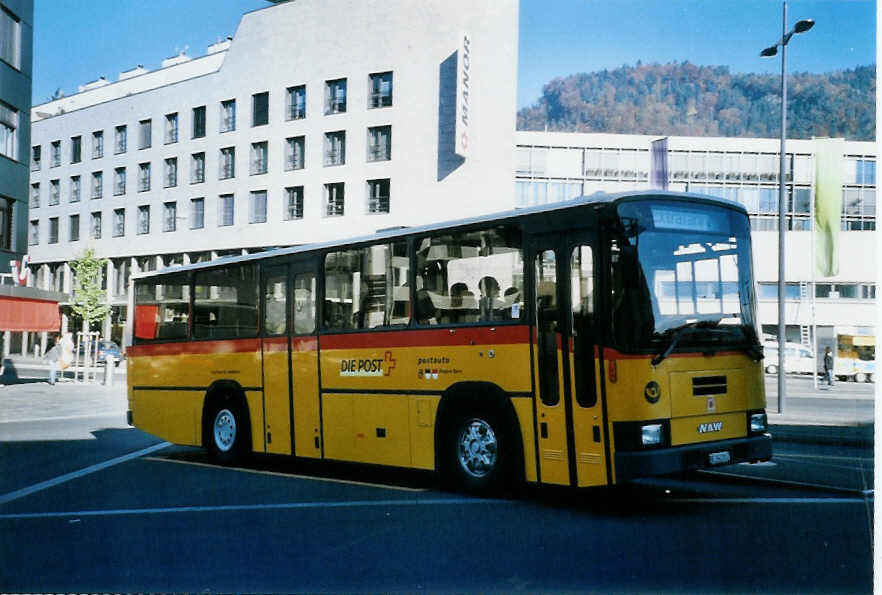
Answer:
[644,381,661,404]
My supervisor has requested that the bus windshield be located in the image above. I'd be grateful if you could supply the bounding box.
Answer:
[611,199,758,351]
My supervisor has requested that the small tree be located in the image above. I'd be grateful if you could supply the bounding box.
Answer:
[70,248,111,333]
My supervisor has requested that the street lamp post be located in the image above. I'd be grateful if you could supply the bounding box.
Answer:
[760,2,814,414]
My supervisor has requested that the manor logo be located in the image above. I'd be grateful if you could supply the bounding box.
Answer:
[340,351,396,377]
[698,421,723,434]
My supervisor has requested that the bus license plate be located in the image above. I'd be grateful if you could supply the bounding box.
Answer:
[709,451,731,466]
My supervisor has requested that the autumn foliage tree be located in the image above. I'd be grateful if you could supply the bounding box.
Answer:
[517,62,874,141]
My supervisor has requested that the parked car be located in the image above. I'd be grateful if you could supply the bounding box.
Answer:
[77,340,123,366]
[763,341,817,375]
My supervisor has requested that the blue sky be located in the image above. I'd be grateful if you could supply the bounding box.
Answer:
[32,0,875,109]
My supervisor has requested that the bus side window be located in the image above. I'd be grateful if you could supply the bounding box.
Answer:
[535,250,559,406]
[293,272,316,334]
[263,266,287,336]
[571,245,596,408]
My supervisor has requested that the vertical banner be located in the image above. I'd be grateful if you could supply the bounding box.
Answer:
[454,32,471,158]
[814,138,843,277]
[650,137,669,190]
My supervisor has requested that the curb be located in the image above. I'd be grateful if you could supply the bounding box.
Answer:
[769,422,874,447]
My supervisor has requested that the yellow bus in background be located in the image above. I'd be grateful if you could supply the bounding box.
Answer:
[127,191,771,493]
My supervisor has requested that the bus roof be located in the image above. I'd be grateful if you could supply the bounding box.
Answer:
[133,189,746,280]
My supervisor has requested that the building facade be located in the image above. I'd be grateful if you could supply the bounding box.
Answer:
[24,0,518,346]
[516,131,877,359]
[0,0,33,274]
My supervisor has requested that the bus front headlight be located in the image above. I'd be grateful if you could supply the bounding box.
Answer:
[750,413,767,434]
[641,423,664,446]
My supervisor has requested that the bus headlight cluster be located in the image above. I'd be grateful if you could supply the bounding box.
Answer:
[641,423,664,446]
[750,413,767,434]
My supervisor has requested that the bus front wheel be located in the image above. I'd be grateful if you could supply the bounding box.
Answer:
[205,400,249,465]
[444,409,510,494]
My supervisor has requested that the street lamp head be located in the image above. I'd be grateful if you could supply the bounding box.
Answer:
[760,45,778,57]
[793,19,815,34]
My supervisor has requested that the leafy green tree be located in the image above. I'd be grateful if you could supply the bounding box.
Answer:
[70,248,111,332]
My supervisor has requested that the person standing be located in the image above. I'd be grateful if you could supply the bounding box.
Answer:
[823,346,834,387]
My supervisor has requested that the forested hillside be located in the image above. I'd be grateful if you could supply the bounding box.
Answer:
[517,62,874,140]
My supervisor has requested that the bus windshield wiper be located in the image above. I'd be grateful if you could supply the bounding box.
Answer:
[740,324,765,362]
[651,319,721,366]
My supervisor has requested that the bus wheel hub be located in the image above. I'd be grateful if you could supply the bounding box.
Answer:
[458,419,497,477]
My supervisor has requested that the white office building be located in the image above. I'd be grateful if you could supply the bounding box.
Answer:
[24,0,518,344]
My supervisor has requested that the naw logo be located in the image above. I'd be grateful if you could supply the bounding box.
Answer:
[340,351,396,377]
[698,421,723,434]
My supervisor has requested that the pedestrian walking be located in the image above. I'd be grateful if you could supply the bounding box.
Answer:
[44,340,62,385]
[823,346,834,387]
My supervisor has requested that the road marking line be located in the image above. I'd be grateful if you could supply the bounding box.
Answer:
[0,442,171,506]
[669,497,869,504]
[0,497,505,520]
[698,469,871,496]
[0,413,128,424]
[775,453,874,462]
[143,455,428,492]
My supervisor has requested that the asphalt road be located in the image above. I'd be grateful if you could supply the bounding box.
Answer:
[0,397,873,594]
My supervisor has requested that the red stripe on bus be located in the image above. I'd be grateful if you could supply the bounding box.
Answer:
[320,325,530,350]
[128,338,261,357]
[262,337,317,353]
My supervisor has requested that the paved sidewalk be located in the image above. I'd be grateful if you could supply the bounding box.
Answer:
[0,381,128,423]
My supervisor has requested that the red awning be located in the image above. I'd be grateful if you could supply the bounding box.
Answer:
[0,295,61,332]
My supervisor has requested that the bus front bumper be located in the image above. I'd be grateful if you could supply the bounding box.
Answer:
[614,434,772,482]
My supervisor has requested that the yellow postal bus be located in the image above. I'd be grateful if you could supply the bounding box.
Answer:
[127,190,771,492]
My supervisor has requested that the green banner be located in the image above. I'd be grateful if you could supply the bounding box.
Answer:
[814,138,843,277]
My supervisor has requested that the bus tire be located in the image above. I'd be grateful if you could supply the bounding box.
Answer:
[205,398,250,465]
[444,406,511,495]
[765,364,777,375]
[855,372,867,383]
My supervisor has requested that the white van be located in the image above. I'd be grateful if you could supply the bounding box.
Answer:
[763,342,817,375]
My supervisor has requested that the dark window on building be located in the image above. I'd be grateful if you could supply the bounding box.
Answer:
[69,214,80,242]
[368,71,393,108]
[325,78,347,114]
[252,91,269,126]
[287,85,306,120]
[192,105,206,138]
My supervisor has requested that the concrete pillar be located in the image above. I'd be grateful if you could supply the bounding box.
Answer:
[62,262,72,294]
[40,332,48,355]
[104,260,114,339]
[2,331,10,357]
[21,331,29,356]
[61,312,69,334]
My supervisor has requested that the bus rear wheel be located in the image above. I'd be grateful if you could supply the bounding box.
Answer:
[444,409,510,494]
[205,400,249,465]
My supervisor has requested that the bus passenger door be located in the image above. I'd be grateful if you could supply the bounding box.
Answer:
[566,242,607,487]
[262,264,292,454]
[261,263,320,457]
[289,266,321,458]
[533,248,571,485]
[533,236,607,487]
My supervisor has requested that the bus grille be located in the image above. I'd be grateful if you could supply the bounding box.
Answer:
[692,375,727,396]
